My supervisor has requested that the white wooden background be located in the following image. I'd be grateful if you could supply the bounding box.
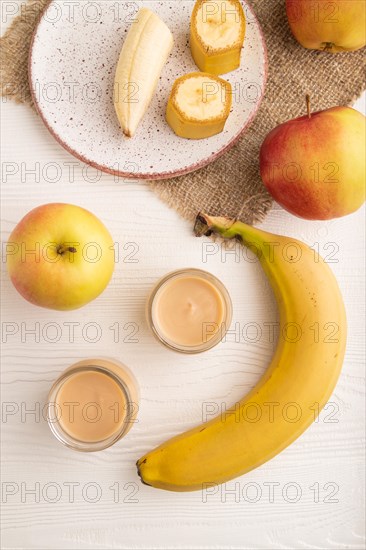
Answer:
[1,11,365,550]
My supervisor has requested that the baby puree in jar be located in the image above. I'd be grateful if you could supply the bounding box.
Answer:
[147,269,232,353]
[47,358,138,451]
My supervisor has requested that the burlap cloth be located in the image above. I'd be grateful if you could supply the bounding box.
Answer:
[1,0,365,224]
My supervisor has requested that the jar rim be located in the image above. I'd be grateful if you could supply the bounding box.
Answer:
[146,268,232,354]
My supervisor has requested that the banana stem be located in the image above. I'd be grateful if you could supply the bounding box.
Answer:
[194,212,267,256]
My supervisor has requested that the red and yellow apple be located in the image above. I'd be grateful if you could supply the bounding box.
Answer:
[286,0,366,52]
[6,203,115,310]
[260,99,366,220]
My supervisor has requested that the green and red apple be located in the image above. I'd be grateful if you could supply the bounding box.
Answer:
[286,0,366,52]
[260,99,366,220]
[6,203,115,310]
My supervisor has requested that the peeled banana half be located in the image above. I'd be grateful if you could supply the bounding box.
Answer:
[137,213,347,491]
[114,8,173,137]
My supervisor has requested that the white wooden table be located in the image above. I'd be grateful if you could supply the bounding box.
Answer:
[1,14,365,549]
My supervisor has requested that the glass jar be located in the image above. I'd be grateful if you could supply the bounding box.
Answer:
[146,268,232,354]
[46,358,139,452]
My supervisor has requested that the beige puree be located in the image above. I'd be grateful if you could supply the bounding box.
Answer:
[50,359,138,447]
[152,274,226,347]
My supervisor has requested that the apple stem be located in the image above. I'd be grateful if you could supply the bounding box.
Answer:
[57,245,77,255]
[323,42,334,52]
[306,94,311,119]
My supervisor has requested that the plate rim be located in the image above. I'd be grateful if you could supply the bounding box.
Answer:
[28,0,268,181]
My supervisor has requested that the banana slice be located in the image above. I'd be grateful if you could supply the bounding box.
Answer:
[114,8,173,137]
[166,72,232,139]
[191,0,246,74]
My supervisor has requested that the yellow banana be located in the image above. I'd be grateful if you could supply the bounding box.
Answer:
[137,213,347,491]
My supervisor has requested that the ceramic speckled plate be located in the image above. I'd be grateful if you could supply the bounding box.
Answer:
[29,0,267,180]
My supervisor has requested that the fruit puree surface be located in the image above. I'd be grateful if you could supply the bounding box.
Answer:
[152,275,225,346]
[56,370,127,443]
